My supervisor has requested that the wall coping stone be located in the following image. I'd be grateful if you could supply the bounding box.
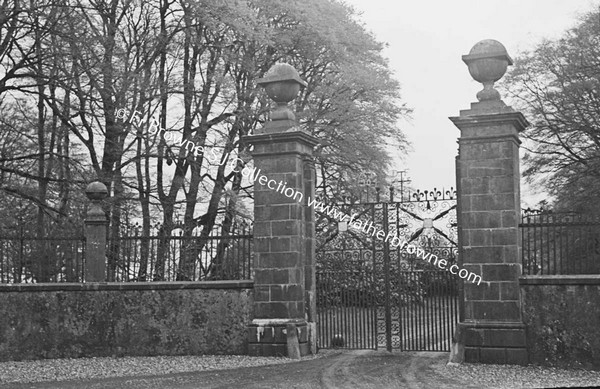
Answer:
[520,275,600,286]
[0,280,254,292]
[459,321,526,329]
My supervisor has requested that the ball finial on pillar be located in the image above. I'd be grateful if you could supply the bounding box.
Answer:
[462,39,513,102]
[85,181,108,219]
[85,181,108,201]
[257,63,307,131]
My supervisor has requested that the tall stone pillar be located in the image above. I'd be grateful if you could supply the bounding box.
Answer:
[84,181,108,282]
[245,64,318,357]
[450,40,529,365]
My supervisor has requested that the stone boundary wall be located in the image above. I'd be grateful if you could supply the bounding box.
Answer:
[520,275,600,369]
[0,281,253,361]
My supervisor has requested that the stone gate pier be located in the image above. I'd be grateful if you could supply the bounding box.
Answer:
[244,64,318,357]
[450,40,529,364]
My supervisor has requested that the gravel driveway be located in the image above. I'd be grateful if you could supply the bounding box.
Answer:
[2,351,600,388]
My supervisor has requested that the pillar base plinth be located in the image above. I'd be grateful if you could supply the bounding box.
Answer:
[247,319,310,357]
[452,321,528,365]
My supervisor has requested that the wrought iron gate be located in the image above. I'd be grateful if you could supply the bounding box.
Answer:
[316,187,459,351]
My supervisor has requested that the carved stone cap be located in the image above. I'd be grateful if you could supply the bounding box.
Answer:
[257,63,307,89]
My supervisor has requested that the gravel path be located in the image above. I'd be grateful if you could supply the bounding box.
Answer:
[2,351,600,388]
[440,361,600,389]
[0,353,328,385]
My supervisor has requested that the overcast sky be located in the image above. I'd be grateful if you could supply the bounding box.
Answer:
[344,0,598,206]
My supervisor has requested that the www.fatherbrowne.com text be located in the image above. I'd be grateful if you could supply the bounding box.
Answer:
[245,166,482,286]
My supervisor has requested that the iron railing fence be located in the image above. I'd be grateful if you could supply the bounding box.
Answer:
[0,224,253,283]
[0,235,86,283]
[520,209,600,275]
[108,224,253,282]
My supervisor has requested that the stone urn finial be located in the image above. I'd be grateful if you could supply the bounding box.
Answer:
[462,39,513,102]
[257,63,307,123]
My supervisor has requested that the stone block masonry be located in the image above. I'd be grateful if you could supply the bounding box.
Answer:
[449,39,529,365]
[521,276,600,369]
[246,131,317,357]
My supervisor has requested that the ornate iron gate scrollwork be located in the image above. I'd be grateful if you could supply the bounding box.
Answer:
[316,187,459,351]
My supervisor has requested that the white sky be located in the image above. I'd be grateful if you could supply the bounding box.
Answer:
[344,0,599,206]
